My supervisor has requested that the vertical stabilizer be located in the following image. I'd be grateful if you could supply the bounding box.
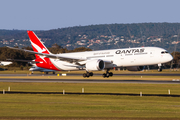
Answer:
[27,31,51,54]
[27,31,59,71]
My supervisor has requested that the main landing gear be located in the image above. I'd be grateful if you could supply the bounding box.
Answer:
[102,69,113,78]
[83,69,114,78]
[83,72,93,78]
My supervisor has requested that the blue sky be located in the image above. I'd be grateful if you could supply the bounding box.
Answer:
[0,0,179,30]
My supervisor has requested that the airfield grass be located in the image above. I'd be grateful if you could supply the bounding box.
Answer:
[0,69,180,119]
[0,82,180,119]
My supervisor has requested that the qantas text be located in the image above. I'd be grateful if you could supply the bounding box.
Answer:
[115,48,145,54]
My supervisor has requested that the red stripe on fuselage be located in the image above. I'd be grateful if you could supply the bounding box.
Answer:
[35,55,60,71]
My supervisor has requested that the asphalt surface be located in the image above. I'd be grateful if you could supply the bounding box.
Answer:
[0,78,179,84]
[0,73,180,76]
[0,73,179,84]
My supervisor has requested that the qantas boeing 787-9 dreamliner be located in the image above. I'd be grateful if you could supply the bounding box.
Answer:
[8,31,173,78]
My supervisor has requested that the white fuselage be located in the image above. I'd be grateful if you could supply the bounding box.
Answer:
[49,47,173,71]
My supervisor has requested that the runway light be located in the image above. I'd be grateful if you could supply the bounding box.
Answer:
[8,87,10,91]
[168,89,170,94]
[3,89,5,94]
[140,92,142,97]
[62,74,67,76]
[82,88,84,93]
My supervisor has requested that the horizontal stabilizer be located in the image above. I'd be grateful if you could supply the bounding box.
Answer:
[6,59,40,64]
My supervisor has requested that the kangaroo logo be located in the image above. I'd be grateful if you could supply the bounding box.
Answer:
[30,41,47,53]
[30,41,48,63]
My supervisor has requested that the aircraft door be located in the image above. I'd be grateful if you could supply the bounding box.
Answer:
[150,51,154,57]
[119,53,125,66]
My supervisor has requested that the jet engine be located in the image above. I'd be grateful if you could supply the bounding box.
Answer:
[86,59,105,71]
[126,66,145,71]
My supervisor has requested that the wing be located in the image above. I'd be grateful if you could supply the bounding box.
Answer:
[7,46,87,65]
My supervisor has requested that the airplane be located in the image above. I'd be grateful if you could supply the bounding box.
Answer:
[8,31,173,78]
[29,65,57,74]
[0,61,12,71]
[0,61,12,66]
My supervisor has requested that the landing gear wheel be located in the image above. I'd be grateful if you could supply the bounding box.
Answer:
[83,72,93,78]
[103,69,113,78]
[103,73,106,78]
[86,72,90,77]
[109,72,113,76]
[83,73,87,78]
[158,68,162,72]
[89,72,93,76]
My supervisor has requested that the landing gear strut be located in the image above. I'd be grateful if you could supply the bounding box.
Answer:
[103,69,113,78]
[83,72,93,78]
[158,63,162,72]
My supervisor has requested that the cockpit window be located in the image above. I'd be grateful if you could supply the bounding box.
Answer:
[161,51,165,54]
[161,51,168,54]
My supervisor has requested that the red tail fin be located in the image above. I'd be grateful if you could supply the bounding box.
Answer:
[27,31,59,71]
[27,31,51,54]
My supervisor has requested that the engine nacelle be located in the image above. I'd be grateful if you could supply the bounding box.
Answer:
[86,59,105,71]
[126,66,144,71]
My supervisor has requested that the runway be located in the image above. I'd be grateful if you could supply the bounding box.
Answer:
[0,78,180,84]
[0,73,180,76]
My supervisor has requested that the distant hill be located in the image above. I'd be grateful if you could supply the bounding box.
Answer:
[0,23,180,52]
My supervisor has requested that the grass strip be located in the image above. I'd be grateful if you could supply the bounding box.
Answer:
[0,82,180,119]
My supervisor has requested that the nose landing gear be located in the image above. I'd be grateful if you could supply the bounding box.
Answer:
[158,63,162,72]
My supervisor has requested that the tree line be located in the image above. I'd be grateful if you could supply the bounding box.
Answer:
[0,45,179,68]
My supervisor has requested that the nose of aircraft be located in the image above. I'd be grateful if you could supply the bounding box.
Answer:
[168,53,173,62]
